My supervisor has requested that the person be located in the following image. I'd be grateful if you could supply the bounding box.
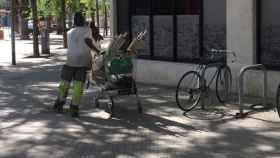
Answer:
[90,22,103,42]
[53,12,101,117]
[89,22,103,57]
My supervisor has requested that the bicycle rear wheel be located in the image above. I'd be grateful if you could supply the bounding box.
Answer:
[216,66,232,103]
[176,71,203,112]
[276,85,280,118]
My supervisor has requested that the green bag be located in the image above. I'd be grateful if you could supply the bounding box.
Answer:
[108,57,133,75]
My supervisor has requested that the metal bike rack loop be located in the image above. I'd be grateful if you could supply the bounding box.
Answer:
[237,64,267,117]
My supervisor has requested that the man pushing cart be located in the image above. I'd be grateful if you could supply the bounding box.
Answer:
[52,11,147,117]
[53,12,102,117]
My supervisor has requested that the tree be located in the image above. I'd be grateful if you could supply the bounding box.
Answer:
[80,0,96,22]
[18,0,30,40]
[11,0,16,65]
[31,0,39,57]
[0,0,6,8]
[66,0,80,27]
[22,0,110,49]
[62,0,67,48]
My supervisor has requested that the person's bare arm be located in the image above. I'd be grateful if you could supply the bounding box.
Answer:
[98,34,104,41]
[85,38,100,54]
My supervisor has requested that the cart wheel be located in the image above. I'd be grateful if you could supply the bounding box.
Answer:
[132,80,137,94]
[107,97,114,117]
[136,93,142,114]
[86,79,90,89]
[106,103,113,117]
[95,98,100,108]
[138,104,143,114]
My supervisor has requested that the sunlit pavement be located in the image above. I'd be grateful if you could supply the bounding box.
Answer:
[0,35,280,158]
[0,33,66,66]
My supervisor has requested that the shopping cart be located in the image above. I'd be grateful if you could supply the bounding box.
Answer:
[87,30,147,116]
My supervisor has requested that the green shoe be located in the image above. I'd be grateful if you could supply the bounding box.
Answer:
[70,104,79,118]
[53,99,65,113]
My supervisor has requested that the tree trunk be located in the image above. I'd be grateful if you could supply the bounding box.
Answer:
[46,16,51,30]
[19,0,29,40]
[11,0,16,65]
[31,0,40,57]
[91,12,95,26]
[104,5,108,36]
[68,12,73,29]
[96,0,100,28]
[13,0,20,33]
[62,0,67,48]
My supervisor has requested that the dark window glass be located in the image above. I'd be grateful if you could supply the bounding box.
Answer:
[176,0,201,15]
[131,0,151,15]
[203,0,226,61]
[152,0,173,14]
[117,0,130,33]
[259,0,280,68]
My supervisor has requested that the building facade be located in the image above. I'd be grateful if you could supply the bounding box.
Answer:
[113,0,280,98]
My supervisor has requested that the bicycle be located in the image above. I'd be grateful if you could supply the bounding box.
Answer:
[176,49,237,112]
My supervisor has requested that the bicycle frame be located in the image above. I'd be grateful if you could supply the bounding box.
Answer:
[197,48,236,89]
[195,62,225,90]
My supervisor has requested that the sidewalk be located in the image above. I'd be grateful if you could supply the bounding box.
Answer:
[0,33,65,66]
[0,35,280,158]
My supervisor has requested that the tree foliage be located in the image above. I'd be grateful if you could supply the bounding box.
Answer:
[14,0,110,27]
[36,0,110,19]
[0,0,6,8]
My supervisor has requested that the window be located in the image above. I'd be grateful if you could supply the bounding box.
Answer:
[176,0,201,15]
[203,0,226,61]
[131,0,151,15]
[153,16,174,60]
[152,0,173,15]
[130,0,203,61]
[258,0,280,68]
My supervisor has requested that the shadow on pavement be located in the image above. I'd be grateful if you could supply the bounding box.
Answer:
[1,52,280,158]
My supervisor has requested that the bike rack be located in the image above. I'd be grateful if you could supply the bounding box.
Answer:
[236,64,267,118]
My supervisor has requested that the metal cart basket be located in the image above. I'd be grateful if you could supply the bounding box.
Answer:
[88,31,147,116]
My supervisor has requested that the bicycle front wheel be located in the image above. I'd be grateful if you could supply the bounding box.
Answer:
[276,85,280,118]
[216,66,232,103]
[176,71,203,112]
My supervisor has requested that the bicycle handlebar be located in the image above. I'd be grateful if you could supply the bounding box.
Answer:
[210,49,237,63]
